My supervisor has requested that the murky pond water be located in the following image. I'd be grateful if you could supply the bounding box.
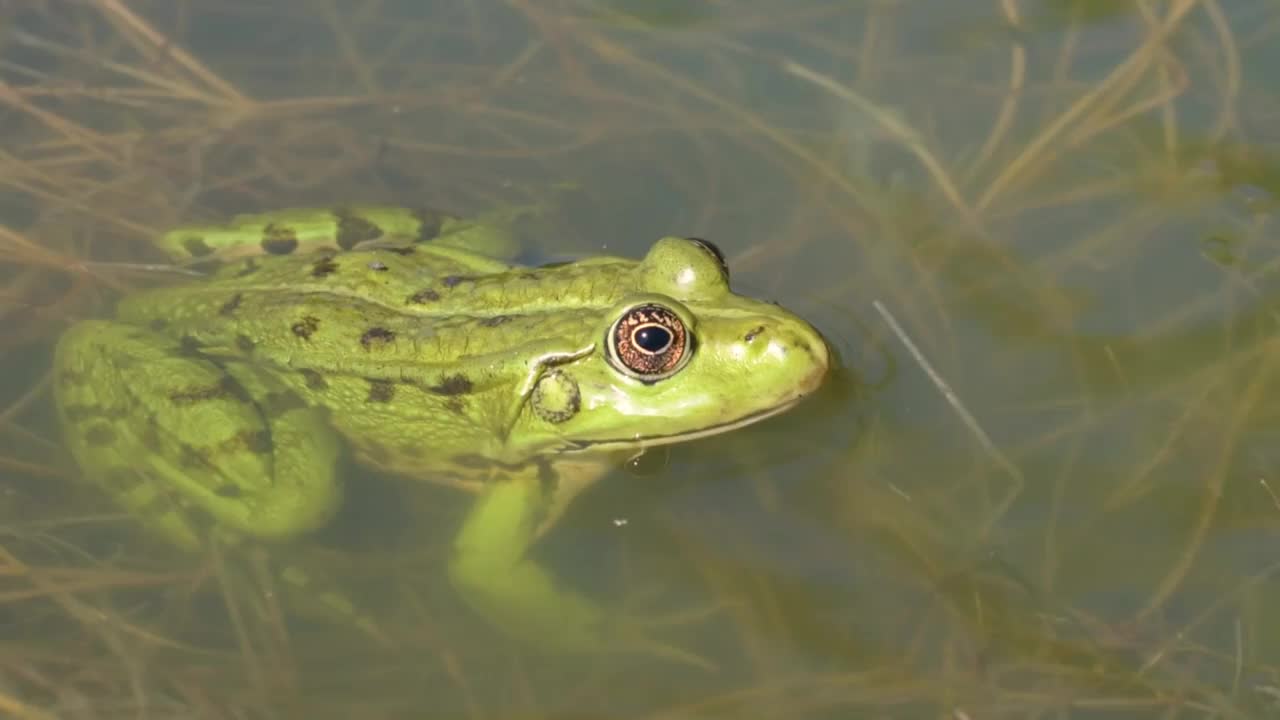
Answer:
[1,1,1278,718]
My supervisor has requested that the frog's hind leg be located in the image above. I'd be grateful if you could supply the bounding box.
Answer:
[52,320,374,634]
[54,320,343,545]
[57,322,219,551]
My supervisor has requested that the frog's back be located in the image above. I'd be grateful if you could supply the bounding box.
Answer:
[115,245,640,370]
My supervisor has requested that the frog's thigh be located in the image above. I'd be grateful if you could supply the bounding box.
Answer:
[54,320,342,551]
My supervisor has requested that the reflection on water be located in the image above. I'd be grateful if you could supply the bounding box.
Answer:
[1,0,1280,717]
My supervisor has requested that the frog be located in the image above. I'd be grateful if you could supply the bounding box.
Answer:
[52,205,831,654]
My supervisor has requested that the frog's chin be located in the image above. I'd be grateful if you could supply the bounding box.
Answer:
[558,393,811,455]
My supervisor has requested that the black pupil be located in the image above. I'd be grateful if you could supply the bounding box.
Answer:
[634,326,672,353]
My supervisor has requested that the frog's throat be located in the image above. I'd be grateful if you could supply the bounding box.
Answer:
[557,393,810,455]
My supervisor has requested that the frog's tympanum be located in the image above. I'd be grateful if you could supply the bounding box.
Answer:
[53,206,830,653]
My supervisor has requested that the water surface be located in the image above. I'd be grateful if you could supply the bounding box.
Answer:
[1,1,1278,718]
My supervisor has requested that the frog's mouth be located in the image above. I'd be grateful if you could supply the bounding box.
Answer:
[560,393,811,454]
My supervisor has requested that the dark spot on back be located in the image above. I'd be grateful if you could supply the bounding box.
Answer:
[299,368,328,391]
[429,374,472,396]
[181,236,213,257]
[148,317,169,332]
[407,288,440,304]
[334,211,384,250]
[442,275,467,288]
[219,293,243,316]
[360,327,396,349]
[169,376,251,405]
[235,334,256,353]
[178,335,204,356]
[445,396,466,414]
[367,379,396,403]
[387,246,415,256]
[261,223,299,254]
[84,424,116,446]
[292,316,320,340]
[214,484,243,498]
[479,315,512,327]
[410,209,446,243]
[311,256,339,278]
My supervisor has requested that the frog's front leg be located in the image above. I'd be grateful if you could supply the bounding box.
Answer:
[448,460,609,650]
[53,320,360,622]
[449,459,711,666]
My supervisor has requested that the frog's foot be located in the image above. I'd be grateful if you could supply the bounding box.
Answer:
[599,589,727,671]
[429,185,579,261]
[447,468,719,670]
[450,554,720,670]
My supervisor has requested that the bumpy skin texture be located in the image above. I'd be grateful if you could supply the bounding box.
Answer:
[154,204,525,262]
[53,208,831,652]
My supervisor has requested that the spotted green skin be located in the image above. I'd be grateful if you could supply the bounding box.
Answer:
[53,207,831,652]
[155,204,529,263]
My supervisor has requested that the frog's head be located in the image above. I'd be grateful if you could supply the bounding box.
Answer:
[514,236,831,458]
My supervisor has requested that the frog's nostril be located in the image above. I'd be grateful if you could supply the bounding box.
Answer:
[743,325,766,343]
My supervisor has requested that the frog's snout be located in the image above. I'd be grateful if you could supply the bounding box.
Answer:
[731,315,831,397]
[783,323,832,393]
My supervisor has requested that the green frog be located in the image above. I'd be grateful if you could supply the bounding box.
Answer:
[52,205,831,653]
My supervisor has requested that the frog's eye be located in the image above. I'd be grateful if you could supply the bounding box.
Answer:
[686,237,729,279]
[607,303,690,381]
